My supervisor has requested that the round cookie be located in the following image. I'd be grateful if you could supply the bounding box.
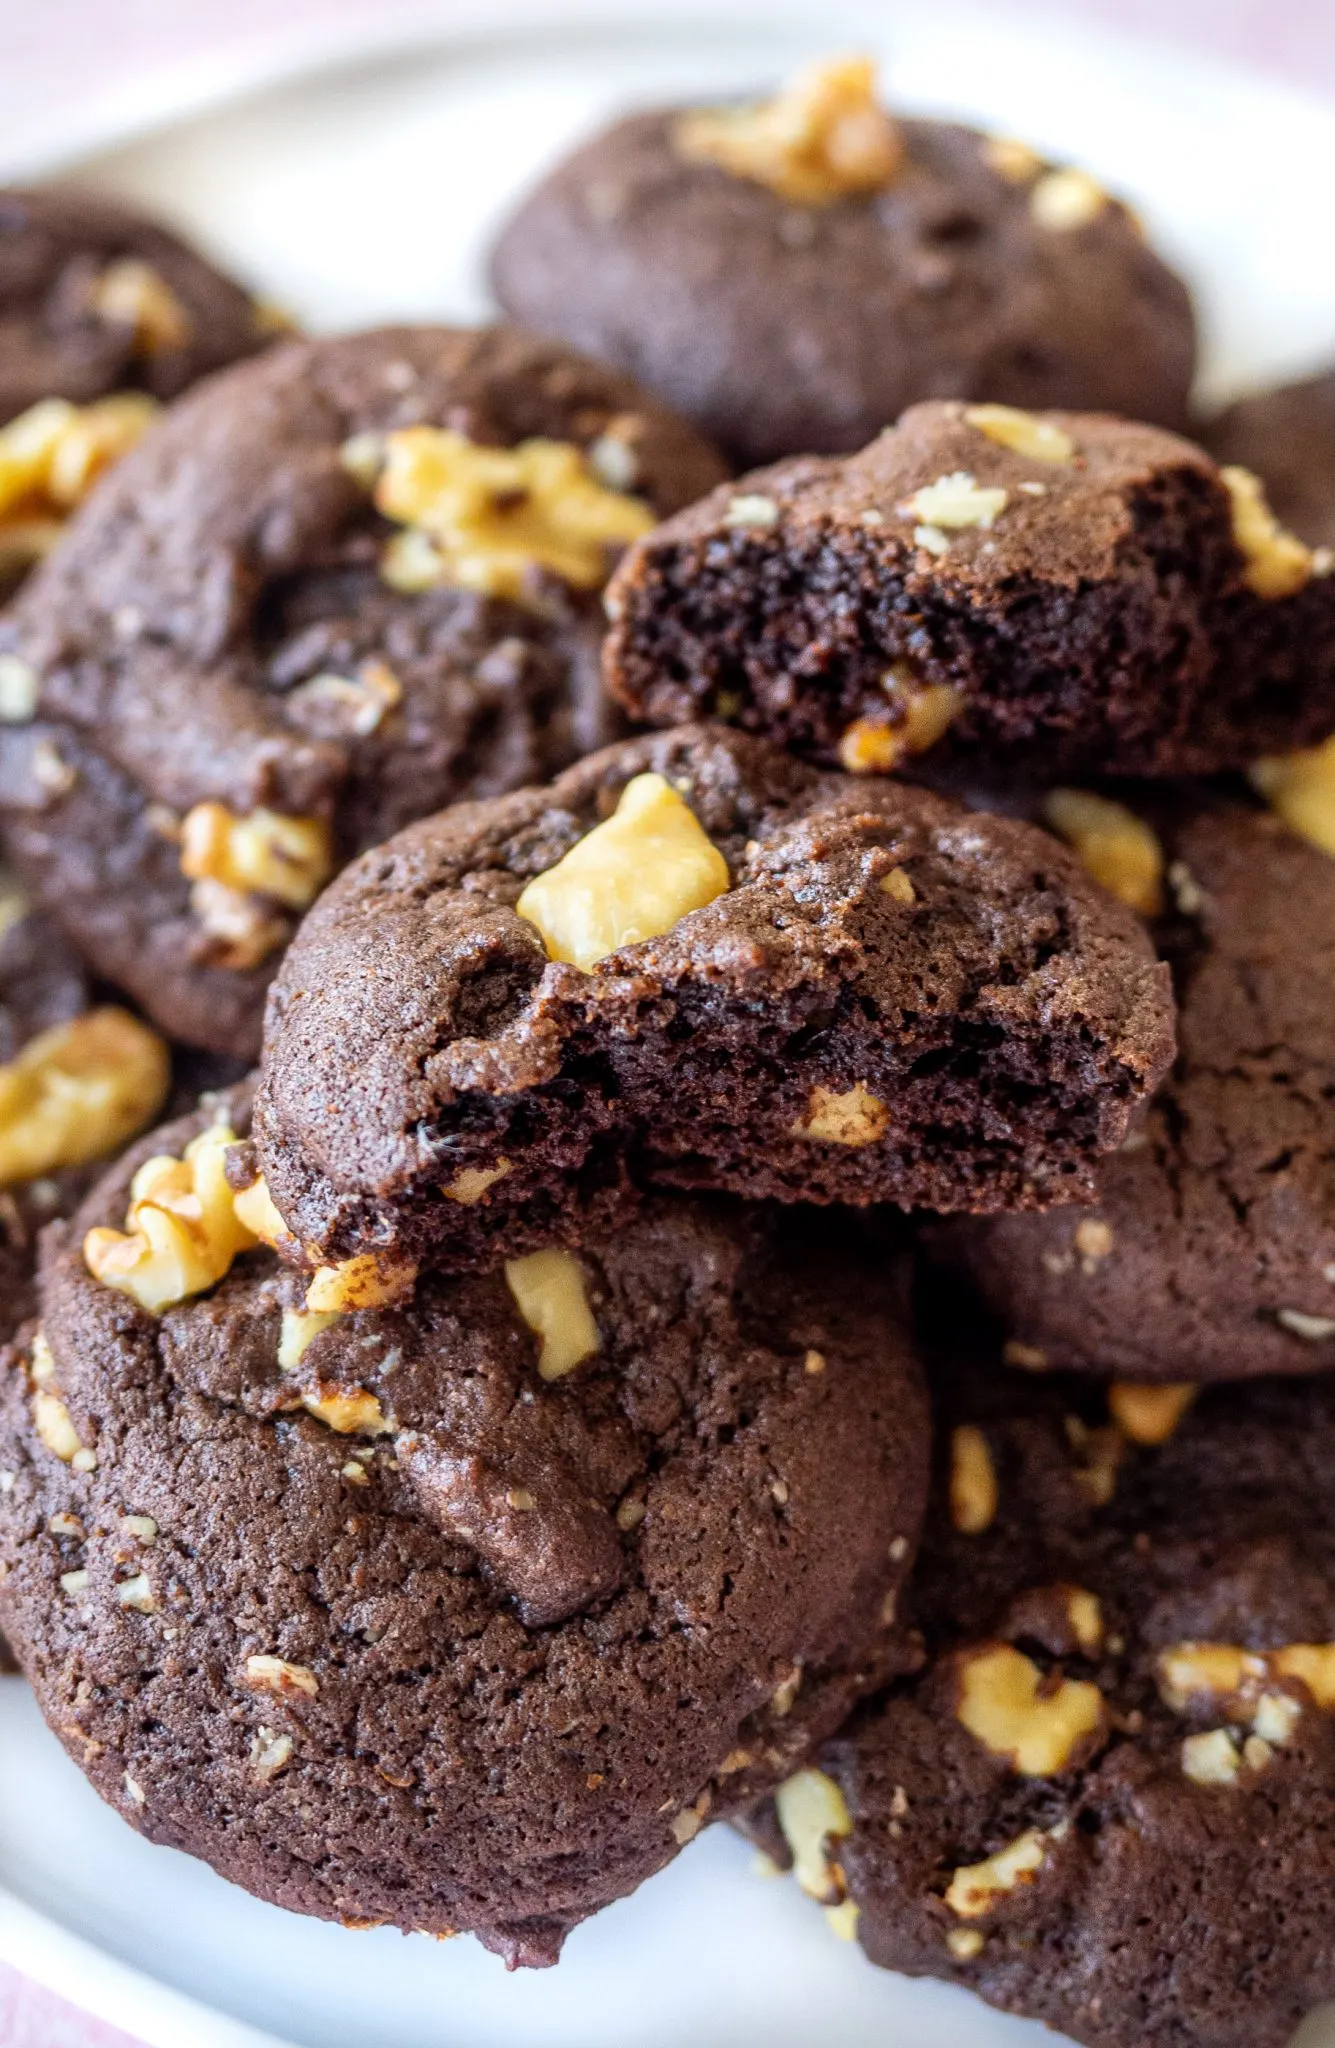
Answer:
[0,1087,929,1963]
[1202,367,1335,552]
[252,724,1174,1274]
[488,62,1196,468]
[603,399,1335,781]
[929,796,1335,1382]
[774,1306,1335,2048]
[0,325,727,1058]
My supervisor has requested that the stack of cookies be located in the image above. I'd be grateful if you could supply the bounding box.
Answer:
[2,55,1335,2048]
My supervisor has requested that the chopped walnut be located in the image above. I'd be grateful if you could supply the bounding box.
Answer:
[955,1642,1105,1775]
[1251,737,1335,859]
[90,260,194,355]
[0,393,158,571]
[243,1654,319,1699]
[305,1251,417,1315]
[904,471,1008,532]
[188,879,290,972]
[504,1248,600,1381]
[516,772,729,971]
[1221,465,1314,599]
[442,1159,511,1205]
[945,1824,1059,1918]
[839,674,962,775]
[774,1766,852,1903]
[83,1120,259,1313]
[0,1007,169,1185]
[949,1425,998,1534]
[964,404,1074,465]
[1044,788,1164,916]
[1029,167,1108,231]
[1181,1727,1241,1786]
[982,135,1043,184]
[673,56,905,207]
[180,801,332,911]
[1107,1381,1196,1446]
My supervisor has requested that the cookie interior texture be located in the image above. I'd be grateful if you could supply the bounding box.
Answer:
[929,795,1335,1382]
[0,1088,927,1963]
[252,726,1174,1270]
[488,111,1195,467]
[0,325,726,1059]
[805,1293,1335,2048]
[603,401,1335,779]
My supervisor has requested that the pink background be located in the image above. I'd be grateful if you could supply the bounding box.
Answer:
[2,1,1333,2042]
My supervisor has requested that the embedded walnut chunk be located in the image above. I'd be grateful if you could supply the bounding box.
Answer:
[1064,1587,1104,1656]
[504,1248,600,1381]
[792,1083,889,1146]
[91,260,194,355]
[0,393,159,573]
[839,674,962,774]
[0,1007,169,1184]
[1181,1728,1241,1786]
[287,660,402,738]
[904,471,1008,532]
[187,879,290,972]
[1044,789,1164,916]
[1251,737,1335,859]
[300,1385,392,1437]
[516,772,729,971]
[180,802,332,911]
[1221,465,1313,599]
[964,404,1074,465]
[83,1121,258,1313]
[230,1173,293,1250]
[1029,167,1107,231]
[983,135,1043,184]
[945,1825,1057,1918]
[277,1304,339,1371]
[305,1252,418,1314]
[774,1767,852,1903]
[949,1425,998,1534]
[1273,1643,1335,1709]
[442,1159,512,1205]
[243,1654,319,1699]
[673,56,905,207]
[32,1386,86,1465]
[1108,1381,1196,1446]
[955,1642,1105,1776]
[357,426,654,602]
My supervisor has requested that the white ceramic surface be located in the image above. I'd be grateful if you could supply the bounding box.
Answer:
[4,6,1335,2044]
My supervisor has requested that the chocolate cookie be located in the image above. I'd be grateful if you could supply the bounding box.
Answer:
[488,60,1195,468]
[0,325,727,1059]
[0,1086,928,1963]
[1202,368,1335,552]
[603,400,1335,780]
[772,1308,1335,2048]
[929,796,1335,1382]
[252,725,1173,1275]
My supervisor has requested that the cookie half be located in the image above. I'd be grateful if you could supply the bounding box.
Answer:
[603,400,1335,778]
[252,726,1174,1272]
[0,1087,927,1963]
[930,797,1335,1381]
[772,1309,1335,2048]
[0,325,726,1057]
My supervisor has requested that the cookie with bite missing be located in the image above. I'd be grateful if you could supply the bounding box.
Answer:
[0,1085,928,1963]
[489,58,1195,468]
[602,400,1335,779]
[764,1302,1335,2048]
[251,724,1174,1275]
[0,324,726,1057]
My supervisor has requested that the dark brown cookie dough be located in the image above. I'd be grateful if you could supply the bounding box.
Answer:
[929,796,1335,1382]
[0,325,726,1059]
[488,95,1195,468]
[783,1307,1335,2048]
[1202,367,1335,552]
[253,725,1173,1274]
[603,400,1335,780]
[0,185,270,425]
[0,1087,928,1963]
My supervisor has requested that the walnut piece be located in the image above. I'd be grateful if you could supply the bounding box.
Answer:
[243,1654,319,1699]
[904,471,1008,532]
[949,1425,998,1534]
[504,1248,600,1381]
[90,260,193,355]
[1107,1381,1196,1446]
[791,1082,889,1146]
[774,1766,852,1903]
[0,1007,169,1184]
[0,393,158,572]
[355,425,654,601]
[1221,465,1314,599]
[955,1642,1105,1775]
[83,1120,259,1313]
[945,1824,1059,1918]
[442,1159,511,1205]
[1181,1728,1241,1786]
[304,1251,418,1314]
[1251,736,1335,859]
[1044,788,1164,916]
[180,802,332,911]
[838,672,962,775]
[516,772,729,971]
[1029,167,1108,231]
[673,56,905,207]
[964,404,1074,465]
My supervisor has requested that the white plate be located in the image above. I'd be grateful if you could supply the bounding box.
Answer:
[5,6,1335,2044]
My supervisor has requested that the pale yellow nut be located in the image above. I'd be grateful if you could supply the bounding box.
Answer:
[1156,1642,1264,1713]
[673,55,905,207]
[905,471,1008,532]
[369,426,654,601]
[1107,1381,1196,1446]
[1072,1217,1114,1266]
[442,1159,511,1206]
[32,1387,85,1464]
[187,878,290,972]
[115,1572,155,1613]
[91,260,194,355]
[1064,1415,1124,1506]
[894,679,963,754]
[0,654,38,723]
[243,1654,319,1699]
[945,1826,1052,1918]
[982,135,1043,184]
[964,404,1074,465]
[946,1926,986,1961]
[1181,1728,1240,1787]
[838,718,903,774]
[250,1728,294,1781]
[516,772,729,972]
[1029,167,1107,231]
[1221,465,1313,599]
[277,1305,340,1371]
[0,1007,169,1184]
[774,1767,852,1903]
[1044,788,1164,917]
[304,1252,417,1315]
[791,1082,888,1147]
[300,1385,392,1437]
[1003,1339,1049,1372]
[1272,1642,1335,1710]
[83,1121,256,1313]
[44,393,159,508]
[956,1642,1104,1776]
[1065,1587,1104,1656]
[1251,737,1335,858]
[0,399,75,516]
[179,802,332,911]
[231,1174,293,1249]
[504,1248,600,1381]
[880,865,916,904]
[949,1425,998,1535]
[825,1900,861,1941]
[1253,1691,1303,1745]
